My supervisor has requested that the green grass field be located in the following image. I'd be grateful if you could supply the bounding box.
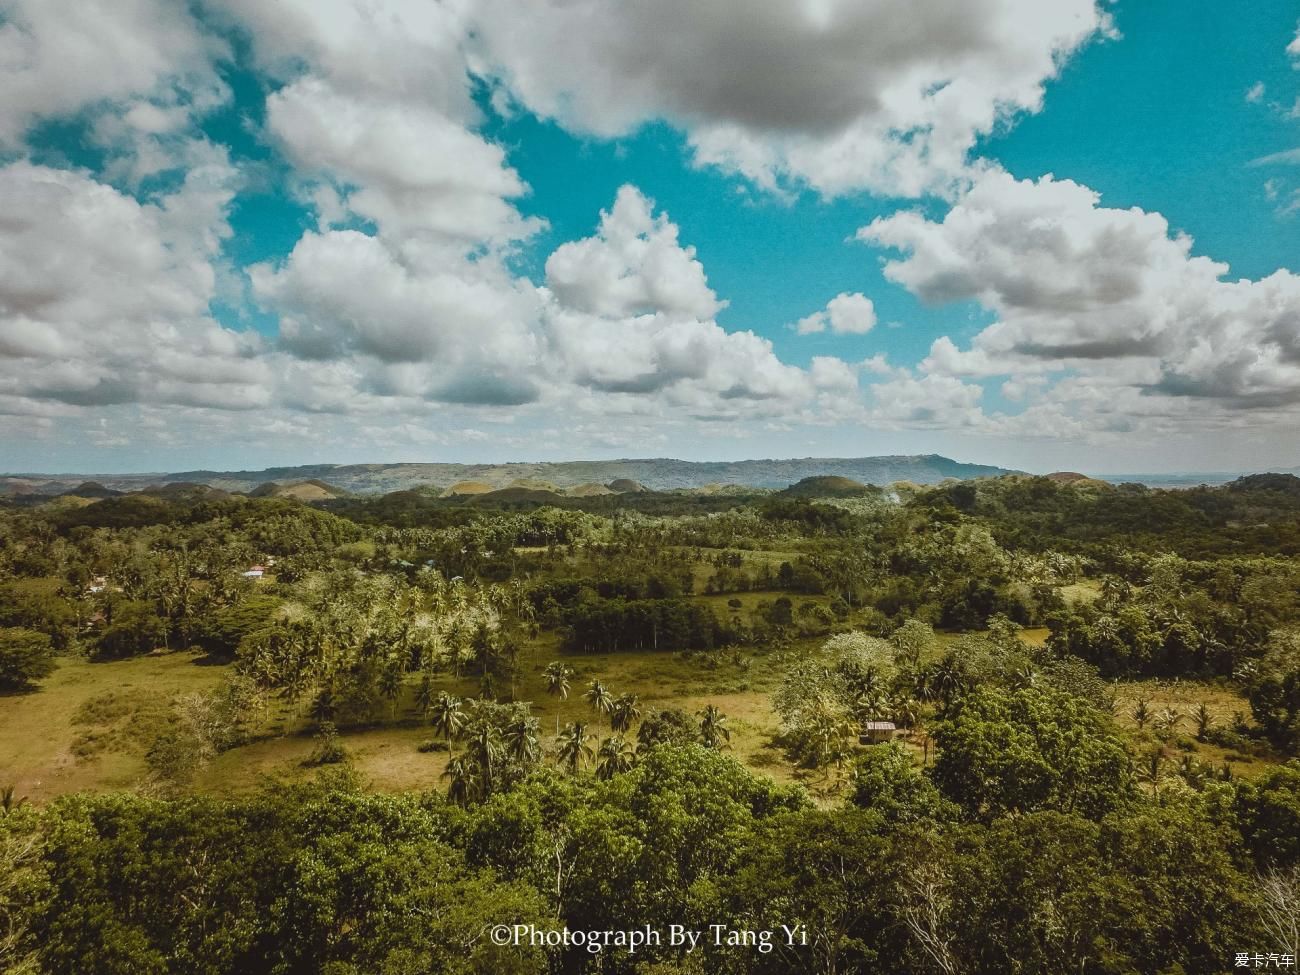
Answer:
[0,652,225,801]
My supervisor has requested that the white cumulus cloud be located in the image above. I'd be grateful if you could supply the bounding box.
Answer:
[249,184,861,420]
[862,168,1300,412]
[0,0,225,147]
[795,293,878,335]
[0,160,269,413]
[465,0,1112,196]
[545,186,724,321]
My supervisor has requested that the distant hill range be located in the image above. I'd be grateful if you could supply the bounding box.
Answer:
[0,454,1018,497]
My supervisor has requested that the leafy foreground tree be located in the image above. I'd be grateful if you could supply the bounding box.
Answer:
[942,805,1258,975]
[636,707,701,749]
[0,806,41,975]
[726,807,906,974]
[931,685,1134,820]
[1236,760,1300,868]
[1245,632,1300,752]
[23,781,553,975]
[848,742,957,826]
[559,745,808,942]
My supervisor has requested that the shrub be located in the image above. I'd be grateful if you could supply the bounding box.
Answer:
[305,723,348,766]
[0,627,55,692]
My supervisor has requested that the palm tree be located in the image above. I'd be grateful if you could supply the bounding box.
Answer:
[505,711,542,766]
[378,660,403,719]
[1100,576,1131,604]
[471,619,496,676]
[543,661,575,735]
[0,784,26,815]
[556,722,594,772]
[1154,706,1184,738]
[1009,664,1037,691]
[1178,754,1205,788]
[446,619,469,678]
[852,689,889,724]
[596,736,636,780]
[698,705,731,750]
[912,667,938,703]
[1138,748,1166,797]
[854,668,885,704]
[889,696,922,730]
[464,719,505,796]
[584,681,613,722]
[310,686,336,725]
[543,662,574,700]
[927,653,969,711]
[807,708,852,770]
[442,756,477,806]
[415,673,436,716]
[1131,698,1151,730]
[429,693,465,755]
[1193,703,1213,741]
[610,693,642,733]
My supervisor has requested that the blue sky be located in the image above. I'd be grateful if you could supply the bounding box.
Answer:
[3,0,1300,475]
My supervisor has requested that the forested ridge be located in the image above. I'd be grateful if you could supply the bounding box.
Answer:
[3,473,1300,973]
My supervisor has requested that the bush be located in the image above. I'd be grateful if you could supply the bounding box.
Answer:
[94,601,166,659]
[636,708,701,749]
[144,729,205,787]
[0,627,55,691]
[305,723,348,766]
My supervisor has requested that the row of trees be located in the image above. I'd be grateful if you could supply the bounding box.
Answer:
[563,597,727,653]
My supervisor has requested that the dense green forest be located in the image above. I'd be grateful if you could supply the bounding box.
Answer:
[3,473,1300,973]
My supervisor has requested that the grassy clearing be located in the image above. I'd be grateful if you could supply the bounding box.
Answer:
[1060,579,1102,606]
[199,724,449,795]
[0,652,225,801]
[1018,626,1050,647]
[2,588,1285,802]
[1110,679,1281,779]
[196,641,796,794]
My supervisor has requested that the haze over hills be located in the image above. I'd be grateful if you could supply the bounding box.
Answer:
[0,455,1018,496]
[1096,470,1300,489]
